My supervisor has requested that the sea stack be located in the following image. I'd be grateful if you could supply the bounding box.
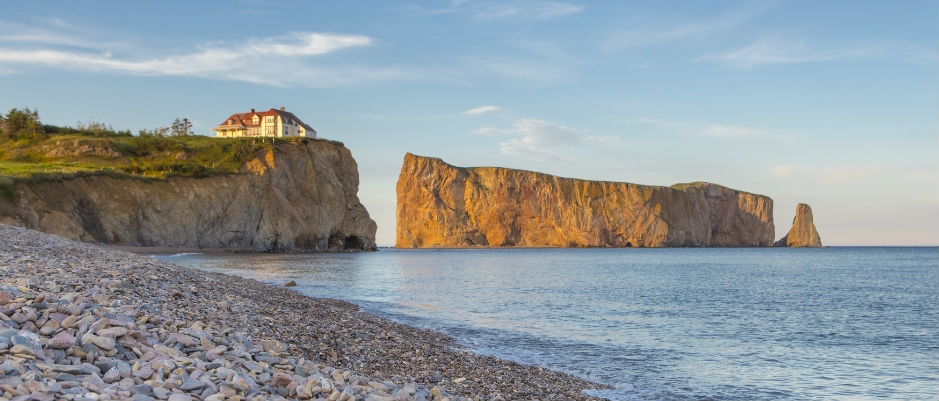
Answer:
[395,153,775,248]
[774,203,822,247]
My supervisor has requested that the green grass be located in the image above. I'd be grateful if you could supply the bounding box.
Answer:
[0,134,304,180]
[669,182,709,191]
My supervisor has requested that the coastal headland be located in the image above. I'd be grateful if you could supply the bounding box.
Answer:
[396,153,777,248]
[0,224,605,400]
[0,138,377,252]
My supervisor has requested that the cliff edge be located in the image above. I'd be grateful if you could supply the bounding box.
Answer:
[395,153,774,248]
[774,203,822,247]
[0,139,377,251]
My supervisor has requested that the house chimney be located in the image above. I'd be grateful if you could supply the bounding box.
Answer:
[280,106,285,111]
[250,108,255,114]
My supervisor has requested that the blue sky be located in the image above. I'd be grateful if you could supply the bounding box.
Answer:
[1,1,936,246]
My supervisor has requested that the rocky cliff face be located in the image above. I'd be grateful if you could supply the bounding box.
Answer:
[774,203,822,248]
[395,153,775,248]
[0,139,377,251]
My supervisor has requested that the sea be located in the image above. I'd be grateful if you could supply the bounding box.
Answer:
[157,247,939,401]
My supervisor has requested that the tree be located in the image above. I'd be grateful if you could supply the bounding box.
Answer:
[0,107,46,140]
[171,117,192,137]
[138,127,170,138]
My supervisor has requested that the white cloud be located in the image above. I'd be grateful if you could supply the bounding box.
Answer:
[245,32,371,56]
[500,139,565,162]
[472,118,618,161]
[698,37,939,69]
[470,127,503,135]
[463,105,503,115]
[512,118,581,148]
[628,118,778,142]
[700,124,768,139]
[0,25,406,87]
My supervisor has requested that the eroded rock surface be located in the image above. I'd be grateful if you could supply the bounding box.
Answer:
[396,153,775,248]
[0,139,376,251]
[774,203,822,248]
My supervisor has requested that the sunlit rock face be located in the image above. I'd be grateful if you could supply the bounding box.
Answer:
[395,153,775,248]
[774,203,822,248]
[1,140,377,251]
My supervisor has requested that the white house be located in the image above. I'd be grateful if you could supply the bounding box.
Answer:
[212,107,316,138]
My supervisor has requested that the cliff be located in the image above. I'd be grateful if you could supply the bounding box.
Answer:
[0,139,377,251]
[395,153,775,248]
[774,203,822,248]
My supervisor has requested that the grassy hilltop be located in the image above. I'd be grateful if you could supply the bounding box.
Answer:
[0,108,314,181]
[0,132,287,179]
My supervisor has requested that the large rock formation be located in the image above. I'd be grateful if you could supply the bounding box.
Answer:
[0,139,377,251]
[774,203,822,248]
[395,153,775,248]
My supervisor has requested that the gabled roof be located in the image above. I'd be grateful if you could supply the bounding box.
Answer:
[215,112,256,128]
[213,108,316,133]
[267,109,315,132]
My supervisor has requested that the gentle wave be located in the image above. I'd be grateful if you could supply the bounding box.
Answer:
[160,247,939,401]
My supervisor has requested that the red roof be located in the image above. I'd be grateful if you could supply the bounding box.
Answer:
[215,108,315,132]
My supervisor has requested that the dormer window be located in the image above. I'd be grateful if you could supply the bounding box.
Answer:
[252,115,259,124]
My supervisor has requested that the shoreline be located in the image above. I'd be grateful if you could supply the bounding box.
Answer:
[1,224,607,401]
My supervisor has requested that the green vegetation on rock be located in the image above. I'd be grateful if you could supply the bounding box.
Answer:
[0,108,311,181]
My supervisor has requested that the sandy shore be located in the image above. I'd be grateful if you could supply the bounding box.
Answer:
[0,224,605,401]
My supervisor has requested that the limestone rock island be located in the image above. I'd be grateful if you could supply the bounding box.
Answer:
[774,203,823,247]
[395,153,775,248]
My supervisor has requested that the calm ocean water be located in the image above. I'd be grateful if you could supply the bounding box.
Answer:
[158,247,938,401]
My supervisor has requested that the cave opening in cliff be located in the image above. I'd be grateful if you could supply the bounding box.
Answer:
[343,235,363,250]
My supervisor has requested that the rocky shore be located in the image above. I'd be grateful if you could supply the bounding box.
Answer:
[0,224,604,401]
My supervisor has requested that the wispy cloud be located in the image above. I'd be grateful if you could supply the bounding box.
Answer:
[0,19,132,51]
[698,37,939,69]
[463,105,503,115]
[472,118,618,162]
[0,22,411,87]
[630,117,775,141]
[415,1,583,21]
[603,1,773,50]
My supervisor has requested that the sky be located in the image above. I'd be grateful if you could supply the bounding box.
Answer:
[0,1,936,246]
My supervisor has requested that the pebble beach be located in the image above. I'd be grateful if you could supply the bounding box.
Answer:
[0,224,605,401]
